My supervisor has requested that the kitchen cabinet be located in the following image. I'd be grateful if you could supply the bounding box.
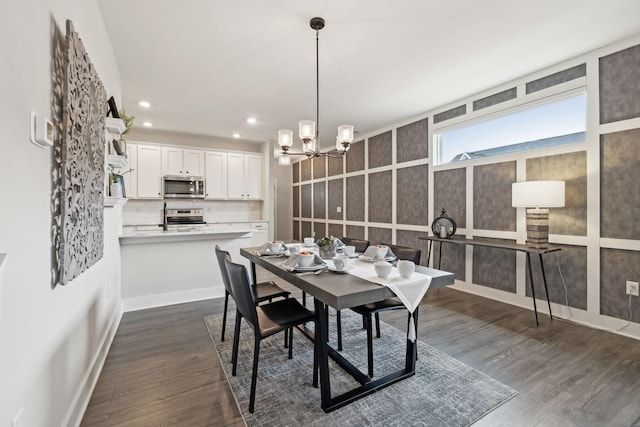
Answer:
[122,142,137,198]
[251,222,269,246]
[227,153,264,200]
[136,144,163,198]
[204,151,227,199]
[162,147,204,176]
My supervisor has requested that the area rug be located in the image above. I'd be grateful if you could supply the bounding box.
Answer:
[204,308,517,427]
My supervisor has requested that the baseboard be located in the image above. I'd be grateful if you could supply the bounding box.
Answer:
[64,301,123,427]
[123,287,225,312]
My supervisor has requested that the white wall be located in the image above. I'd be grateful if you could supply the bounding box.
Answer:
[0,1,123,425]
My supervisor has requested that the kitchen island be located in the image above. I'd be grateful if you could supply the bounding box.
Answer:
[120,223,264,311]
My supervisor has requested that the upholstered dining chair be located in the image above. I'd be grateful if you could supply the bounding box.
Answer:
[225,256,316,413]
[215,245,290,342]
[350,243,422,377]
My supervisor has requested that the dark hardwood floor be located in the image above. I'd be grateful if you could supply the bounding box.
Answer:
[82,268,640,426]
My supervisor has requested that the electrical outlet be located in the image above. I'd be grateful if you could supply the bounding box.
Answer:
[626,281,639,296]
[337,206,342,213]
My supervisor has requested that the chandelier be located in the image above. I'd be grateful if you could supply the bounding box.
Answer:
[278,17,354,166]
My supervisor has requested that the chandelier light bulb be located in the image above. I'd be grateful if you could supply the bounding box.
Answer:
[278,155,291,166]
[337,125,354,143]
[278,129,293,148]
[299,120,315,140]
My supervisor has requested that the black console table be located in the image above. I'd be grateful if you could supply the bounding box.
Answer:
[419,236,561,325]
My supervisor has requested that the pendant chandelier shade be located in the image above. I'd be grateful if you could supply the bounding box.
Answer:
[278,17,354,166]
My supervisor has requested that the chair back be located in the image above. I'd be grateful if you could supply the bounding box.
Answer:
[341,237,369,253]
[225,257,259,329]
[215,245,233,295]
[382,242,422,264]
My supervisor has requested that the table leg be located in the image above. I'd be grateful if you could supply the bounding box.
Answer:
[539,253,553,320]
[438,241,443,270]
[526,253,539,325]
[405,308,418,371]
[250,261,257,285]
[427,241,433,267]
[314,298,331,409]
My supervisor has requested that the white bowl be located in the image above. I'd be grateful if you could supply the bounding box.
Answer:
[303,237,315,246]
[375,246,388,259]
[342,245,356,257]
[298,253,315,267]
[397,260,415,278]
[374,261,392,279]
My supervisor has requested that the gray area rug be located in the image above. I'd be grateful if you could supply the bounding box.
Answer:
[204,308,517,426]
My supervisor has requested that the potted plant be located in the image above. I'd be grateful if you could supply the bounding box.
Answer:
[109,167,134,198]
[316,236,337,258]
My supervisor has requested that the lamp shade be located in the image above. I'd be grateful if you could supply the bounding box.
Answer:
[512,181,565,208]
[278,129,293,148]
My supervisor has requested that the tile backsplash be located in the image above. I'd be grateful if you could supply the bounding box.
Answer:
[122,199,263,225]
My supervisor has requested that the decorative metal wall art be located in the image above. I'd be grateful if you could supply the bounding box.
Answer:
[55,20,106,285]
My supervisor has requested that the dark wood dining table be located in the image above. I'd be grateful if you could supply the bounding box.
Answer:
[241,247,455,412]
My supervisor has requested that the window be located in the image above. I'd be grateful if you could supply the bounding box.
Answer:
[434,92,586,165]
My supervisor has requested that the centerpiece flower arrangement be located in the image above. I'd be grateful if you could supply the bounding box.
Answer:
[316,236,337,258]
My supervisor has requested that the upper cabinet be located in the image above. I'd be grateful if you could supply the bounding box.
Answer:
[162,147,205,176]
[136,144,163,199]
[205,151,227,199]
[228,153,264,200]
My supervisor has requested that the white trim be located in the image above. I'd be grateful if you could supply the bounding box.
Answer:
[123,287,225,312]
[600,238,640,251]
[599,117,640,135]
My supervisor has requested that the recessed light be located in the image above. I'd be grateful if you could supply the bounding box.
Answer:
[233,133,240,138]
[246,117,257,124]
[139,100,151,108]
[143,121,153,127]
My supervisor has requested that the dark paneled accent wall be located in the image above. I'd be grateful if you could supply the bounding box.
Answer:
[599,44,640,124]
[293,220,299,241]
[434,105,466,124]
[368,171,392,223]
[526,151,587,236]
[300,158,312,182]
[327,178,343,220]
[527,244,587,310]
[301,184,312,218]
[345,225,365,240]
[346,140,365,173]
[346,175,365,222]
[525,63,586,94]
[396,165,428,226]
[473,161,516,231]
[292,162,299,183]
[396,229,430,266]
[314,222,327,239]
[328,151,344,176]
[433,242,466,281]
[313,157,326,179]
[301,221,312,240]
[601,128,640,240]
[328,223,343,239]
[601,248,640,323]
[473,87,517,111]
[473,239,517,292]
[368,227,392,245]
[433,168,466,228]
[397,118,428,163]
[292,185,299,217]
[368,131,392,169]
[313,181,326,219]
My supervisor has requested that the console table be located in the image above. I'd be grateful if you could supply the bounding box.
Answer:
[419,236,561,325]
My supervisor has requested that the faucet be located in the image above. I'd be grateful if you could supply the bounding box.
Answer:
[162,202,168,231]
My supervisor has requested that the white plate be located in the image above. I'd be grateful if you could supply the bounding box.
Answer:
[327,265,353,274]
[358,255,395,263]
[292,263,326,272]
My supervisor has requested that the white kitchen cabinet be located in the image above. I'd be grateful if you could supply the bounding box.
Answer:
[251,222,269,246]
[204,151,227,199]
[227,153,264,200]
[136,144,163,198]
[162,147,204,176]
[122,142,137,198]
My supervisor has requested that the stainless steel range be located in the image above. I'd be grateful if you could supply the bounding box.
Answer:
[162,207,206,229]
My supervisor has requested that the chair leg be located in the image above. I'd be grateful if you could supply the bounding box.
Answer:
[221,291,229,342]
[248,337,261,413]
[325,306,330,342]
[312,337,318,387]
[231,312,243,376]
[302,291,306,307]
[366,313,374,378]
[288,327,294,359]
[375,313,381,338]
[362,314,367,329]
[336,310,343,351]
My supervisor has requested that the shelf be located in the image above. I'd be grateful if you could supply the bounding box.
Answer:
[107,154,128,169]
[105,117,126,134]
[104,196,128,208]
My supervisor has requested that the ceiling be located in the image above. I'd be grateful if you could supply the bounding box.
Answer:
[98,0,640,152]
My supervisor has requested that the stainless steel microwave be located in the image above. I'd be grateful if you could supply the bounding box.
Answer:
[163,175,205,199]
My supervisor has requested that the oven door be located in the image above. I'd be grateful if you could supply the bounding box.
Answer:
[163,176,205,199]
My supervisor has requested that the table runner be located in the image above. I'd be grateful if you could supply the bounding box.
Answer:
[346,260,432,341]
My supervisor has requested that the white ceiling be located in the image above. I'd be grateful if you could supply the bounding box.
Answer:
[98,0,640,151]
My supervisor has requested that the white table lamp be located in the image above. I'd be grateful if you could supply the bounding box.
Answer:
[512,181,565,248]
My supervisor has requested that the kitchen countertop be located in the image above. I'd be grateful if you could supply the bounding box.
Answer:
[119,225,255,244]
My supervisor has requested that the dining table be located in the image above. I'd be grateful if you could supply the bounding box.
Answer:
[240,246,455,413]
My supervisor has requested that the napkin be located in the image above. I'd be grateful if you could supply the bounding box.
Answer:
[281,253,326,271]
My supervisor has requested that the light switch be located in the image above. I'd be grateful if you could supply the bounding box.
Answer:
[337,206,342,213]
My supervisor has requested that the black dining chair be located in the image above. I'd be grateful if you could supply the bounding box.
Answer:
[349,243,422,377]
[215,245,290,342]
[225,256,316,413]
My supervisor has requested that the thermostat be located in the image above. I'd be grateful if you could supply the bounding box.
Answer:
[30,111,54,148]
